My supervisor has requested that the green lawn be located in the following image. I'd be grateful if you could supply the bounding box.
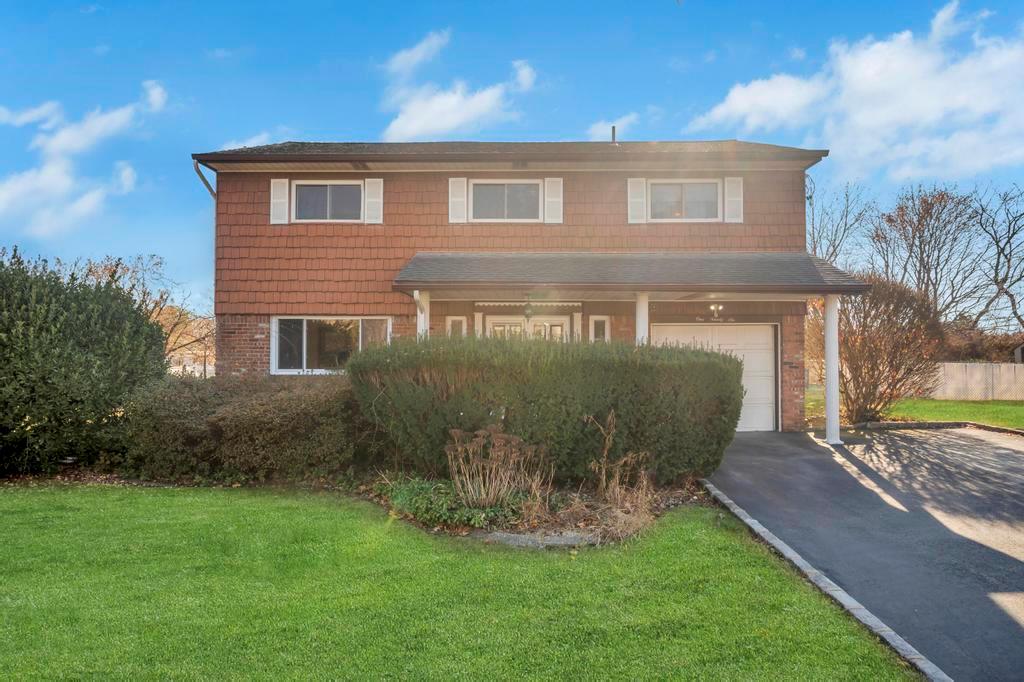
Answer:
[889,398,1024,429]
[0,485,911,679]
[803,386,1024,430]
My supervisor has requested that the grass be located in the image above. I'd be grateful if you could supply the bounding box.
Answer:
[889,398,1024,429]
[0,484,913,680]
[805,384,1024,430]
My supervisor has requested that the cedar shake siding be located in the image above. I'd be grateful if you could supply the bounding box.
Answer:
[214,170,807,317]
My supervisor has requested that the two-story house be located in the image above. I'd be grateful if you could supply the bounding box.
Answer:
[192,140,866,444]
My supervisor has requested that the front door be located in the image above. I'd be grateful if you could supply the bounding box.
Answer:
[486,315,571,340]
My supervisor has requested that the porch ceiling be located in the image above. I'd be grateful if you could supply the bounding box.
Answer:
[393,251,869,296]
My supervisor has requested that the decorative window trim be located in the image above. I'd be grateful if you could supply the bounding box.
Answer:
[290,180,364,223]
[446,316,468,337]
[645,178,724,223]
[269,316,391,375]
[468,179,544,223]
[589,315,611,342]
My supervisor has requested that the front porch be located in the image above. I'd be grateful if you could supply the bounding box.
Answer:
[394,252,868,442]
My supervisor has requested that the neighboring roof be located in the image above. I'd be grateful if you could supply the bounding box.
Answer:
[193,140,828,167]
[393,252,868,294]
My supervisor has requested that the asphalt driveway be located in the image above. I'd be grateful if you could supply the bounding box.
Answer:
[711,428,1024,681]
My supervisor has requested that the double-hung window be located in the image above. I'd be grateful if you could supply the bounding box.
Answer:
[469,180,542,222]
[291,180,363,222]
[647,179,722,222]
[271,317,389,374]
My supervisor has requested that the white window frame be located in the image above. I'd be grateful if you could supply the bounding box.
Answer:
[446,316,468,337]
[269,316,391,375]
[588,315,611,342]
[468,179,544,223]
[290,180,364,223]
[646,178,724,223]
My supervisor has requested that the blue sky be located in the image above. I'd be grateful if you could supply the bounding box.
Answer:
[2,0,1023,305]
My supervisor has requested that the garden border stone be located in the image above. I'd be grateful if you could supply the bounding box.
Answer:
[702,479,952,682]
[474,529,601,549]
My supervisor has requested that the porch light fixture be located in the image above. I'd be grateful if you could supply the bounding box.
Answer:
[523,295,534,321]
[709,304,724,319]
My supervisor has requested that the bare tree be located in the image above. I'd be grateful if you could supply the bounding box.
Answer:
[807,275,943,422]
[972,184,1024,330]
[806,177,874,267]
[58,254,214,362]
[867,185,989,321]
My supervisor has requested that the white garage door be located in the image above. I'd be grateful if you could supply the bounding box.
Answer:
[651,324,776,432]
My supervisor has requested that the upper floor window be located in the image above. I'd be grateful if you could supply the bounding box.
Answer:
[271,316,389,374]
[292,181,363,222]
[469,180,542,222]
[647,180,722,222]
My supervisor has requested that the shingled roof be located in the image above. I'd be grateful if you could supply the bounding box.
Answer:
[194,140,828,165]
[393,252,868,294]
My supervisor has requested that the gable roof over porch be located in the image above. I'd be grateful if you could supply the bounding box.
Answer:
[392,252,869,295]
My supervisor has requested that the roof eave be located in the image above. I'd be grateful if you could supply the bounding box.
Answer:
[392,281,870,295]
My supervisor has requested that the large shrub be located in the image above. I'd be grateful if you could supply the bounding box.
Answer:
[807,274,943,423]
[347,336,743,482]
[0,249,166,475]
[118,375,382,484]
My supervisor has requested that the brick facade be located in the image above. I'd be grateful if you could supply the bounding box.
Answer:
[215,314,270,376]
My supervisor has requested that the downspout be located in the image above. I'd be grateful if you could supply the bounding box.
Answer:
[193,160,216,200]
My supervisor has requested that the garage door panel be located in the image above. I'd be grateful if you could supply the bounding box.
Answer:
[743,376,775,403]
[652,324,776,432]
[717,325,772,348]
[738,404,775,432]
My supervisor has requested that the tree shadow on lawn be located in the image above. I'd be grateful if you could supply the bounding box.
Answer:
[713,430,1024,681]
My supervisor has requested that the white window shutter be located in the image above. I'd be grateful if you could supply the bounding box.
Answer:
[449,178,467,223]
[627,178,646,224]
[270,178,289,224]
[544,178,563,224]
[364,178,384,224]
[724,177,744,223]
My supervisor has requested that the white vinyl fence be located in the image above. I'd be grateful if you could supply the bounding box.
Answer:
[931,362,1024,400]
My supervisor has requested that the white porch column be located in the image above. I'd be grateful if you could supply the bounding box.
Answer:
[635,292,650,345]
[413,290,430,339]
[573,311,583,341]
[824,294,841,445]
[474,312,484,337]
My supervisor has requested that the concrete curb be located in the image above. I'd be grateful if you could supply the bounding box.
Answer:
[853,420,1024,438]
[701,479,952,682]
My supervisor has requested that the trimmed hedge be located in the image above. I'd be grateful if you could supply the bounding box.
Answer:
[115,375,382,484]
[348,336,743,482]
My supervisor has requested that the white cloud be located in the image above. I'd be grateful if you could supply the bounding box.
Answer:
[381,31,536,142]
[512,60,536,92]
[587,112,639,141]
[789,46,807,61]
[0,81,166,237]
[142,80,167,112]
[689,73,828,133]
[0,101,63,129]
[32,104,136,157]
[386,29,450,78]
[113,161,136,193]
[703,50,718,63]
[207,47,233,59]
[222,131,273,149]
[687,1,1024,180]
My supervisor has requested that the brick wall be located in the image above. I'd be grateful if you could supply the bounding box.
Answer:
[215,314,270,376]
[214,170,807,317]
